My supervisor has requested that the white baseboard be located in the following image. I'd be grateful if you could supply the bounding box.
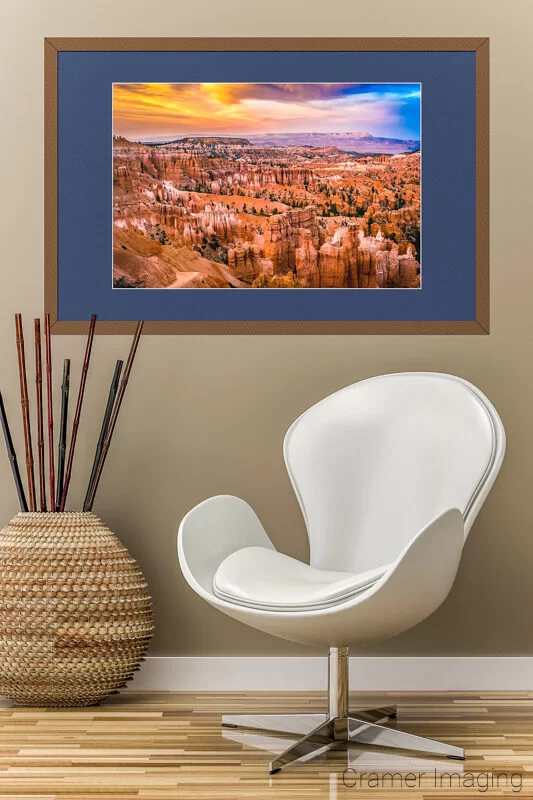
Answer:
[129,657,533,692]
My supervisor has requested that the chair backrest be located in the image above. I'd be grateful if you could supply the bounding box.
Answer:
[284,373,505,574]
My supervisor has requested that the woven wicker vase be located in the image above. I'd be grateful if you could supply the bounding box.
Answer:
[0,512,153,707]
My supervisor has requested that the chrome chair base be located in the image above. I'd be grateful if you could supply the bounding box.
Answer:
[222,707,464,773]
[221,648,465,773]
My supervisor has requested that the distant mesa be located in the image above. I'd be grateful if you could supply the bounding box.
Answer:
[130,132,420,156]
[177,136,252,146]
[142,136,253,147]
[245,132,420,155]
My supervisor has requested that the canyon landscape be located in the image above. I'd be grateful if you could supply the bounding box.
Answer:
[113,83,421,289]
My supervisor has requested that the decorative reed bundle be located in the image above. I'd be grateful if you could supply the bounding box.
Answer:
[1,315,143,513]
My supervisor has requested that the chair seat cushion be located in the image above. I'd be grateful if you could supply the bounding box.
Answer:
[213,547,391,612]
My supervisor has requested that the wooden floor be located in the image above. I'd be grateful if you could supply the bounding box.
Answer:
[0,691,532,798]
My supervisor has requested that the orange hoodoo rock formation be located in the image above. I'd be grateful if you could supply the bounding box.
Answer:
[113,136,420,289]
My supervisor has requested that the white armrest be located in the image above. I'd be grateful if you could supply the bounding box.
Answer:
[177,495,275,595]
[364,508,465,635]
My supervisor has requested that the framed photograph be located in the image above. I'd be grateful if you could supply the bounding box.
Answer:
[45,37,489,334]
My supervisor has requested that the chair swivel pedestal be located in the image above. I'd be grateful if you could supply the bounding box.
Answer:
[222,647,465,773]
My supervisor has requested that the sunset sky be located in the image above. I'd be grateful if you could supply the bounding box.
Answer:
[113,83,421,142]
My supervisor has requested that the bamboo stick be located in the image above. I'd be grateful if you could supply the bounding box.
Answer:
[84,321,143,511]
[34,319,47,511]
[56,359,70,511]
[83,359,123,512]
[0,391,28,511]
[44,314,55,507]
[58,314,97,511]
[15,314,36,511]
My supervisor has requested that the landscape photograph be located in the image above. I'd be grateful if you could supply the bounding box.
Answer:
[113,82,421,289]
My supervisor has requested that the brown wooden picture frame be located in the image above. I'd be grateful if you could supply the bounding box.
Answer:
[45,37,489,335]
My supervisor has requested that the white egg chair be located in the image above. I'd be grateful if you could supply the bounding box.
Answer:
[178,373,505,773]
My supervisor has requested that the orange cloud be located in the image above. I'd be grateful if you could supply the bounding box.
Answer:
[113,83,420,141]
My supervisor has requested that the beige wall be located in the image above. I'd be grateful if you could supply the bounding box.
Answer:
[0,0,532,656]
